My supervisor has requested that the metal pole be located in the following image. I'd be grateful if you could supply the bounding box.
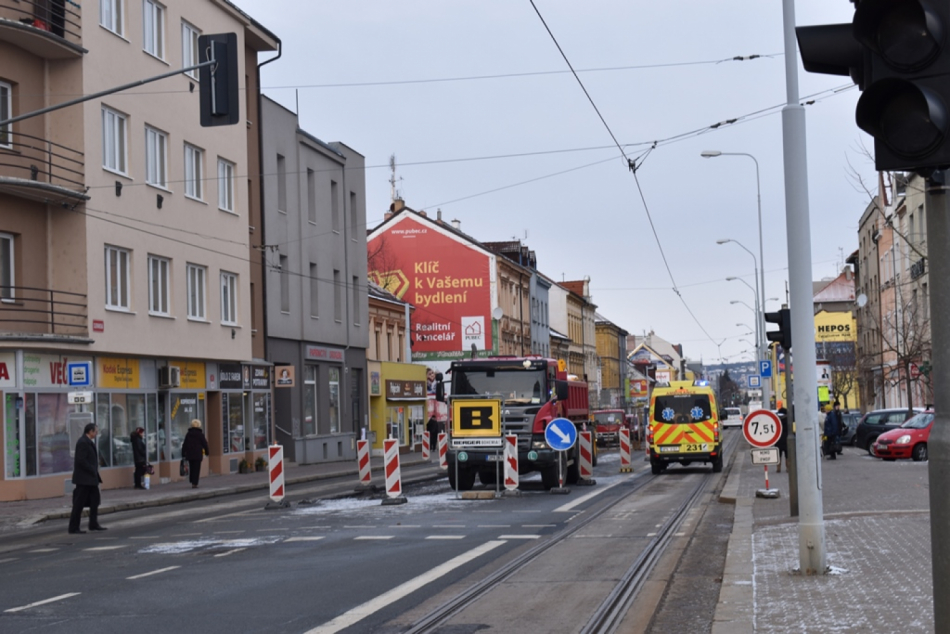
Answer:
[781,0,825,574]
[751,157,772,409]
[924,174,950,631]
[786,348,798,517]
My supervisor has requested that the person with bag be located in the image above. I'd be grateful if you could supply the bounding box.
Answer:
[823,401,843,460]
[131,427,148,489]
[181,419,209,488]
[68,423,106,534]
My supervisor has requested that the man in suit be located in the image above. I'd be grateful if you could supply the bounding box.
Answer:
[68,423,107,534]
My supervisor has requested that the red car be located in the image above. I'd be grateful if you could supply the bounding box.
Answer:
[871,411,935,461]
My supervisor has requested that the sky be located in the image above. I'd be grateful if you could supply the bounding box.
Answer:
[236,0,874,364]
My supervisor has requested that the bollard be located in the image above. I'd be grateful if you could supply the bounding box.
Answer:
[619,428,633,473]
[421,437,430,461]
[578,431,596,485]
[438,432,448,470]
[382,438,407,505]
[265,444,290,509]
[503,434,520,496]
[355,439,372,490]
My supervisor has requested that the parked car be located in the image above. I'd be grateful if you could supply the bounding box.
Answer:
[840,411,861,446]
[721,407,743,429]
[871,411,935,461]
[853,408,924,452]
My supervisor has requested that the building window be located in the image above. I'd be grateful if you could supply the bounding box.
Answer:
[148,255,169,315]
[0,233,13,301]
[331,180,340,231]
[221,271,237,325]
[307,169,316,223]
[309,262,318,317]
[101,106,127,174]
[99,0,123,35]
[303,365,317,436]
[181,21,200,78]
[145,126,167,187]
[352,276,360,325]
[0,82,10,148]
[349,191,358,237]
[143,0,165,59]
[105,246,130,310]
[328,367,341,434]
[333,269,342,321]
[187,263,206,320]
[277,154,287,212]
[184,143,203,200]
[217,158,234,212]
[279,255,289,313]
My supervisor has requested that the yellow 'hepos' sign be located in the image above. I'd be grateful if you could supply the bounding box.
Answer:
[452,399,502,437]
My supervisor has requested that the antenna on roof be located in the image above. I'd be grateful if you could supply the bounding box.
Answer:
[389,154,403,203]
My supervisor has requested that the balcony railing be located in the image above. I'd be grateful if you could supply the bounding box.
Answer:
[0,130,85,192]
[0,0,82,48]
[0,285,87,336]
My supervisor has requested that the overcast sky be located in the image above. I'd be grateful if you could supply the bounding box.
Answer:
[237,0,873,364]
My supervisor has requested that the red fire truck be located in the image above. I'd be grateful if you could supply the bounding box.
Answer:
[438,356,593,491]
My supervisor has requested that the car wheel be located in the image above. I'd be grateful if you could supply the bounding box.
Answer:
[912,443,928,462]
[866,437,877,454]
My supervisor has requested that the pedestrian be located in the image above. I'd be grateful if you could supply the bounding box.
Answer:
[426,416,439,453]
[181,419,209,488]
[824,400,843,460]
[775,407,789,472]
[131,426,147,489]
[68,423,106,534]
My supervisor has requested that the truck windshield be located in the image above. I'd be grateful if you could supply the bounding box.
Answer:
[653,394,712,424]
[593,412,622,425]
[452,369,547,404]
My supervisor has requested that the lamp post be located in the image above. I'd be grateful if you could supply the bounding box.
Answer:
[705,149,770,408]
[728,276,760,364]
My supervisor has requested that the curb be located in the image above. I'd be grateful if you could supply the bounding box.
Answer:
[712,446,754,633]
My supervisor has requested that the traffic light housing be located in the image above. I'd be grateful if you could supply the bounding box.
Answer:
[797,1,950,173]
[765,308,792,352]
[198,33,239,127]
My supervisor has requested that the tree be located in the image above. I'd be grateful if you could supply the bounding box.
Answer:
[821,341,858,411]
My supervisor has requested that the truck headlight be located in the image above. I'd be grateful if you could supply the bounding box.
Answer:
[532,440,549,450]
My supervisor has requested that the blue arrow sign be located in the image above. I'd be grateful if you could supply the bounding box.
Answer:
[544,418,577,452]
[759,360,772,378]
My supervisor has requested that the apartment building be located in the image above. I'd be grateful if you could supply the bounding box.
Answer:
[0,0,278,500]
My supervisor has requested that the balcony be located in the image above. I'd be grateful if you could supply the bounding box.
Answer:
[0,130,87,205]
[0,285,90,341]
[0,0,83,58]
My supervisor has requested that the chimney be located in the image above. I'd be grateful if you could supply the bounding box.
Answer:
[419,210,427,217]
[437,209,442,222]
[451,218,461,230]
[384,211,393,221]
[392,198,405,213]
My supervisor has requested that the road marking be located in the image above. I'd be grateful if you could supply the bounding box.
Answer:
[425,535,465,540]
[432,524,465,529]
[214,548,246,558]
[285,537,325,543]
[647,532,657,537]
[498,534,540,540]
[0,557,18,563]
[477,524,510,528]
[522,524,556,528]
[5,593,80,613]
[171,533,202,536]
[194,510,256,523]
[305,540,505,634]
[674,532,686,537]
[343,525,376,529]
[84,545,126,551]
[29,548,58,553]
[552,479,624,513]
[127,566,180,580]
[354,536,393,541]
[513,510,542,513]
[390,525,421,528]
[212,531,245,534]
[258,528,288,531]
[128,536,160,540]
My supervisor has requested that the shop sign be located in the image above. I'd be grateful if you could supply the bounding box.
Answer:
[98,357,140,389]
[172,360,206,389]
[370,371,381,396]
[0,351,15,389]
[386,380,426,399]
[275,365,295,387]
[23,353,93,388]
[305,345,345,362]
[626,378,648,398]
[244,365,270,390]
[218,363,243,389]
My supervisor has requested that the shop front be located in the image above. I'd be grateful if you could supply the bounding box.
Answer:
[207,362,272,475]
[367,361,426,455]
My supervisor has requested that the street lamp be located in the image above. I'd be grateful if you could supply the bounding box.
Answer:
[705,149,769,407]
[730,299,754,313]
[720,239,765,402]
[727,276,760,360]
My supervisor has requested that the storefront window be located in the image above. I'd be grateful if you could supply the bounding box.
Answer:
[5,394,20,478]
[328,367,340,434]
[170,393,204,460]
[96,394,112,466]
[303,365,316,436]
[25,394,36,476]
[350,368,361,431]
[35,393,75,475]
[146,394,159,463]
[226,393,244,452]
[250,392,269,450]
[386,406,405,445]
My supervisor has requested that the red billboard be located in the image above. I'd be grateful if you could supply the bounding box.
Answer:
[368,216,494,360]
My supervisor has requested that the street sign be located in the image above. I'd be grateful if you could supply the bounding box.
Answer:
[544,418,577,451]
[451,437,503,448]
[742,409,782,448]
[748,375,762,389]
[751,447,779,465]
[759,360,772,378]
[67,391,93,405]
[910,363,921,380]
[451,399,502,438]
[67,361,92,387]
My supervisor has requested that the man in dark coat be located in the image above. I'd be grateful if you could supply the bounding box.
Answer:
[181,420,209,488]
[824,401,843,460]
[68,423,106,534]
[131,427,148,489]
[775,407,790,472]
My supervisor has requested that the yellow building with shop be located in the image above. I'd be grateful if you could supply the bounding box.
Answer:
[367,362,428,455]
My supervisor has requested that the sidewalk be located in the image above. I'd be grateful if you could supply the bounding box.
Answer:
[0,452,439,535]
[714,439,933,633]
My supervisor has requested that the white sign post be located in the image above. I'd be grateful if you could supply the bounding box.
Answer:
[743,409,783,497]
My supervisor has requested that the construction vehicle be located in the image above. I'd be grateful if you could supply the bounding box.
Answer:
[647,380,723,474]
[593,409,625,447]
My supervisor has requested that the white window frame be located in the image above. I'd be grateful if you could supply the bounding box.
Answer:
[0,82,11,149]
[186,263,206,320]
[220,271,237,325]
[148,255,169,316]
[101,106,127,175]
[0,232,13,302]
[184,143,203,200]
[181,21,200,79]
[143,0,165,60]
[104,245,131,310]
[217,158,234,212]
[145,125,167,188]
[99,0,123,36]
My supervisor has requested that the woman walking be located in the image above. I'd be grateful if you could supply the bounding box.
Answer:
[182,420,209,488]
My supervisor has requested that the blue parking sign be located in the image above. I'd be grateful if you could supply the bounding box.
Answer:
[759,360,772,378]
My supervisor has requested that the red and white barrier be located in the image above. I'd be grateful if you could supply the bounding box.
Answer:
[579,431,594,481]
[384,438,402,498]
[619,428,633,473]
[504,434,519,491]
[268,444,285,502]
[438,432,448,470]
[356,439,371,485]
[421,437,430,461]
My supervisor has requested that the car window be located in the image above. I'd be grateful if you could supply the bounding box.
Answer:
[902,413,935,429]
[864,414,884,426]
[887,412,910,424]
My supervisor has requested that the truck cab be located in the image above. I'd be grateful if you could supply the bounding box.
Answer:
[592,409,624,446]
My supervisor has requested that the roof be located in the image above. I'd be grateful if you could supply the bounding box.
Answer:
[368,280,412,308]
[549,328,572,341]
[813,269,856,304]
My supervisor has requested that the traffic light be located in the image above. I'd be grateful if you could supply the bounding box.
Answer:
[797,1,950,173]
[198,33,239,127]
[765,308,792,352]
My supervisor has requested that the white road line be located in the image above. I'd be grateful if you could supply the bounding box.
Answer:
[354,536,393,541]
[647,532,657,537]
[0,557,19,563]
[477,525,510,528]
[432,524,465,528]
[390,525,422,528]
[128,536,160,540]
[498,534,541,540]
[127,566,180,580]
[343,525,375,529]
[214,548,246,558]
[553,479,623,513]
[425,535,465,540]
[258,528,288,531]
[212,531,245,534]
[84,545,126,551]
[29,548,58,553]
[285,537,325,543]
[513,510,542,513]
[171,533,202,536]
[305,540,505,634]
[194,510,256,523]
[522,524,556,528]
[5,593,80,613]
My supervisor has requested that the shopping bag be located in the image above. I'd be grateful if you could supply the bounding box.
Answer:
[145,463,155,475]
[179,458,188,476]
[143,474,150,490]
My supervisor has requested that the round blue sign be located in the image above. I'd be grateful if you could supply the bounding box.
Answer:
[544,418,578,452]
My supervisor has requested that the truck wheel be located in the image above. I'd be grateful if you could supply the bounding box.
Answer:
[712,455,723,473]
[650,459,663,475]
[566,448,580,485]
[541,452,566,489]
[448,466,476,491]
[478,465,500,485]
